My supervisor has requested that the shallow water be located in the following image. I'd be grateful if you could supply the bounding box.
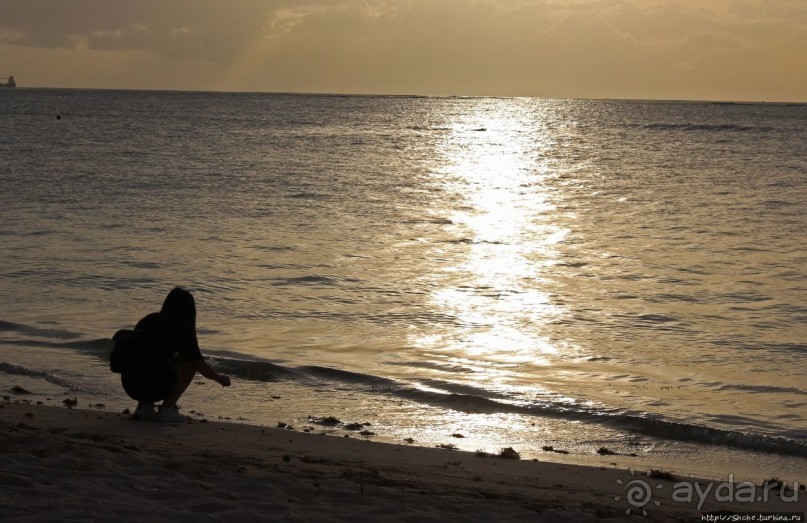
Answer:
[1,90,805,481]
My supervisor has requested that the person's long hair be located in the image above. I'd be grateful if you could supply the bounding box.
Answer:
[160,287,196,330]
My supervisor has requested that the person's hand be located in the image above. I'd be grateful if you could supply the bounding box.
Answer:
[218,374,231,387]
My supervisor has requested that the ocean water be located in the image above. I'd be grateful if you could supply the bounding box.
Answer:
[1,89,805,481]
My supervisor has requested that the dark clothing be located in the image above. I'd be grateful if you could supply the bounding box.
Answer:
[134,312,204,365]
[120,312,203,403]
[121,366,177,404]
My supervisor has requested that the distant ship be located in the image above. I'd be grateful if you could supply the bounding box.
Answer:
[1,75,16,88]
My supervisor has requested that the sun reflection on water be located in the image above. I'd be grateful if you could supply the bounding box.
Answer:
[414,100,569,368]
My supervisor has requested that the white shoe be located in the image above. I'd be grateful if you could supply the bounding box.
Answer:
[157,404,187,423]
[133,403,157,420]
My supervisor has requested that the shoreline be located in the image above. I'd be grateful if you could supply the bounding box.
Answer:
[1,399,804,521]
[2,359,805,487]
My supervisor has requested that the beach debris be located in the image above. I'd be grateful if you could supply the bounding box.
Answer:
[475,450,492,458]
[597,446,616,455]
[271,395,282,399]
[282,455,291,462]
[2,395,10,401]
[498,447,520,460]
[436,443,458,450]
[359,430,375,437]
[758,478,799,498]
[24,412,33,418]
[542,445,570,455]
[649,470,676,481]
[403,437,415,444]
[122,408,131,415]
[277,421,287,429]
[309,415,341,426]
[344,422,364,431]
[63,398,78,408]
[450,433,465,438]
[11,385,31,394]
[763,477,783,490]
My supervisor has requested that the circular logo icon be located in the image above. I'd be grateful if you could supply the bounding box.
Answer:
[615,469,663,516]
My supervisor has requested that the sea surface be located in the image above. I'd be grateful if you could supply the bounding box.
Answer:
[1,89,805,482]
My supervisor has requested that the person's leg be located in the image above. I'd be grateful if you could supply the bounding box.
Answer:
[133,401,157,419]
[161,358,196,407]
[122,372,168,420]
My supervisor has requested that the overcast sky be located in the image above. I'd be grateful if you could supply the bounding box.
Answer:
[1,0,805,101]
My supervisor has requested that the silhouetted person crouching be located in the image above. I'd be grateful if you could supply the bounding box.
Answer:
[122,287,231,422]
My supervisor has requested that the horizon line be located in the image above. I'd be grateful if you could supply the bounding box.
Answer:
[5,85,806,105]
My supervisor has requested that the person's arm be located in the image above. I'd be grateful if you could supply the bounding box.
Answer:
[181,325,231,387]
[193,359,231,387]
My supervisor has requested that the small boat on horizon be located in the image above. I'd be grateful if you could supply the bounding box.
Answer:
[1,75,17,88]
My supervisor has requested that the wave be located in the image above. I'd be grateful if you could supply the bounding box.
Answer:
[0,320,84,340]
[207,357,807,458]
[632,123,774,133]
[716,383,806,395]
[387,360,476,374]
[3,319,805,458]
[439,238,505,245]
[268,275,360,287]
[0,336,110,353]
[0,320,109,354]
[287,192,328,200]
[0,362,83,391]
[407,126,451,132]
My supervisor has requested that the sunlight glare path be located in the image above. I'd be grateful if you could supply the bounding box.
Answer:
[417,100,569,367]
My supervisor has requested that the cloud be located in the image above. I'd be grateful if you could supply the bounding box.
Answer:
[0,0,803,100]
[0,0,274,61]
[730,0,807,21]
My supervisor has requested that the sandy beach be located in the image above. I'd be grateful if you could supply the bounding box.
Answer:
[1,397,803,522]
